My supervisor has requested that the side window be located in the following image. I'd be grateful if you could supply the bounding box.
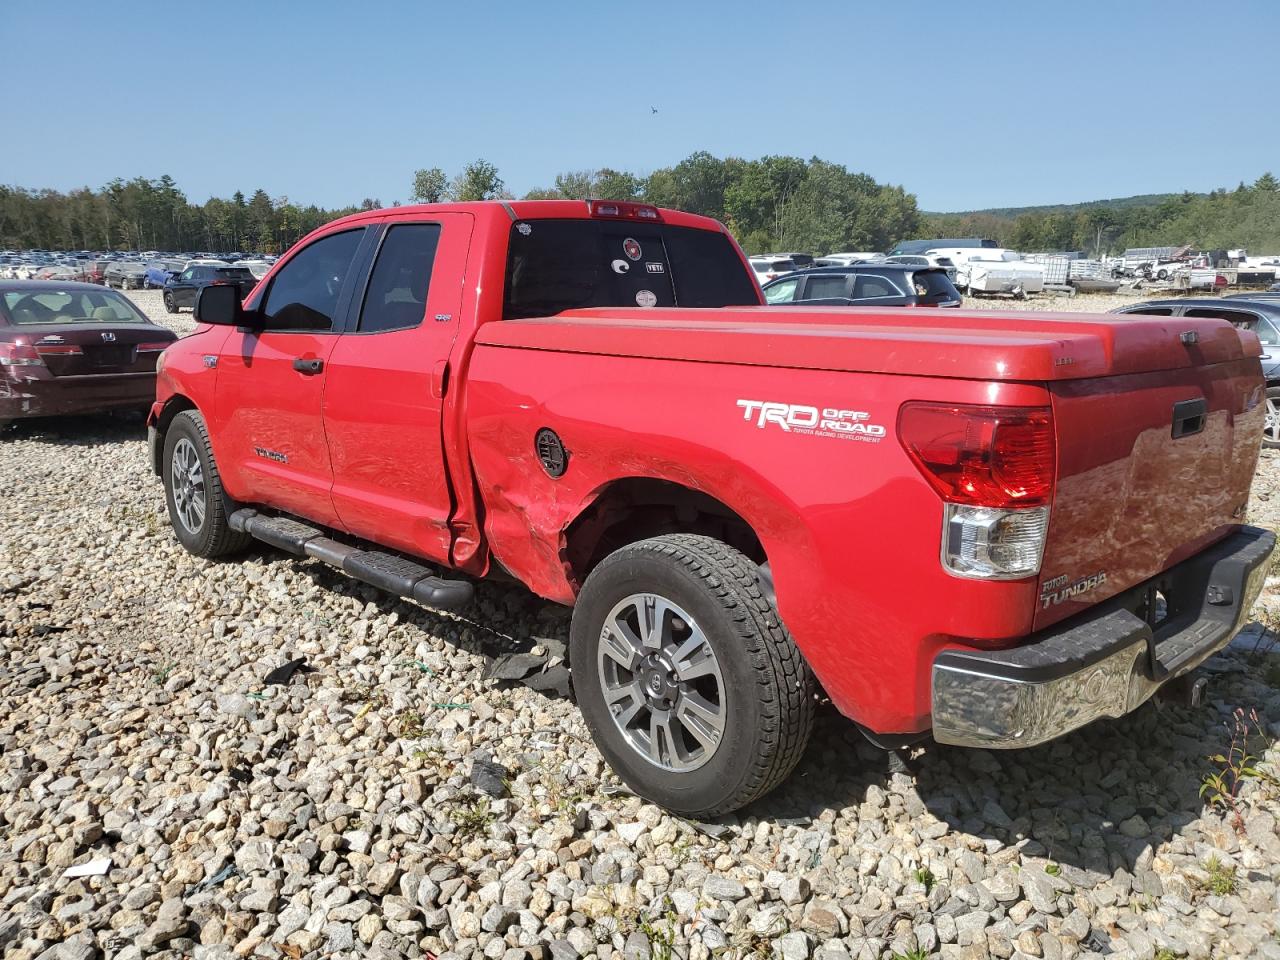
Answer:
[1254,318,1280,346]
[358,224,442,333]
[802,275,850,300]
[1186,308,1253,324]
[261,229,364,331]
[179,269,194,282]
[853,274,902,298]
[1122,306,1173,316]
[764,278,800,304]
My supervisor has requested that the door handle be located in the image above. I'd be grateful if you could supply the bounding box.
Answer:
[293,357,324,375]
[1171,398,1206,439]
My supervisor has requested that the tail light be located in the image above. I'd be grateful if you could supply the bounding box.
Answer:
[0,342,45,366]
[589,200,663,221]
[136,342,170,353]
[899,402,1055,580]
[34,344,83,356]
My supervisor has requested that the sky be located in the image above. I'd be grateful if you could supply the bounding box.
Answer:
[7,0,1278,213]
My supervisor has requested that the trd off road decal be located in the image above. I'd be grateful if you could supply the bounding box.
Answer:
[736,399,886,443]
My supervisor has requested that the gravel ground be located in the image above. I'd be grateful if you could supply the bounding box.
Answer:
[1,291,1279,960]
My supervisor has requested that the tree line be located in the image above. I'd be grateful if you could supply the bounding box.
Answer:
[4,160,1279,257]
[923,173,1280,255]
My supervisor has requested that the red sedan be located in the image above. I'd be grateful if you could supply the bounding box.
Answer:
[0,280,176,430]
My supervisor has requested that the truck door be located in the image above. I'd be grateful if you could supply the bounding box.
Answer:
[322,213,474,564]
[212,227,369,526]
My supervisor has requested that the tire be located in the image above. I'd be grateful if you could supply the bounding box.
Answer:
[163,292,177,314]
[1156,268,1169,281]
[1265,386,1280,449]
[162,410,251,557]
[570,534,815,817]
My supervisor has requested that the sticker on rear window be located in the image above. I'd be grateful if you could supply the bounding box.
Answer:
[611,259,630,275]
[623,238,642,261]
[645,262,665,274]
[635,289,657,307]
[516,222,532,236]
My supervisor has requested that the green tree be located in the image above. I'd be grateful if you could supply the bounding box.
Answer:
[411,167,448,203]
[448,159,505,201]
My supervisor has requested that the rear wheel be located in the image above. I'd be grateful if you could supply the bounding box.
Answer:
[162,410,251,557]
[570,535,815,817]
[163,292,177,314]
[1265,387,1280,449]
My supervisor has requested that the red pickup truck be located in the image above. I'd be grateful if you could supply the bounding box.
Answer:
[148,200,1275,816]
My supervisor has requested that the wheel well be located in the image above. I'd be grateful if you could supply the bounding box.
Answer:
[563,478,766,587]
[150,395,197,475]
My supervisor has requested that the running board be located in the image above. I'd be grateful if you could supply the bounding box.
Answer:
[229,509,473,610]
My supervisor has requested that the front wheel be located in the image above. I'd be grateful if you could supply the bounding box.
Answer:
[162,410,251,557]
[163,292,177,314]
[1265,387,1280,449]
[570,535,815,817]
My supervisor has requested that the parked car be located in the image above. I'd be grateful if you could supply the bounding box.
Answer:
[816,251,885,266]
[0,280,176,429]
[762,263,962,307]
[1113,297,1280,447]
[145,199,1273,816]
[162,264,258,313]
[145,259,187,289]
[885,253,957,282]
[748,255,798,285]
[104,261,147,290]
[239,259,272,280]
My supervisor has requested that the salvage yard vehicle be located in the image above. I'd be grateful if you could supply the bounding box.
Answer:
[0,280,176,429]
[162,263,258,313]
[762,262,961,307]
[149,200,1274,816]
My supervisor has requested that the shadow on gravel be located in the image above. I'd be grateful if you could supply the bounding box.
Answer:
[750,694,1224,877]
[0,412,148,446]
[287,546,1228,877]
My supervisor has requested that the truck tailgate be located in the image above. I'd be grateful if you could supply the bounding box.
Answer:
[1035,356,1264,630]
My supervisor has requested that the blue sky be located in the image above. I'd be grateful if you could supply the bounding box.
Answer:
[7,1,1277,212]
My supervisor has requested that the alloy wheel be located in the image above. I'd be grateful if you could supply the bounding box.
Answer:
[170,437,207,533]
[596,592,726,772]
[1267,396,1280,444]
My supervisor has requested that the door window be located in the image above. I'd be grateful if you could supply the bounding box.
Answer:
[853,274,903,298]
[1255,318,1280,346]
[357,224,442,333]
[801,275,850,300]
[764,278,800,303]
[261,229,364,331]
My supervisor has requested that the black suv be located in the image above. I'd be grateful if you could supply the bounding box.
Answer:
[163,265,258,313]
[762,263,962,308]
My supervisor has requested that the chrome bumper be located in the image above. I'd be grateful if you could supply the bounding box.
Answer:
[932,527,1275,749]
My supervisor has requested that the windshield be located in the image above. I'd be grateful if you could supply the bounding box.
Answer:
[3,289,149,324]
[504,219,759,319]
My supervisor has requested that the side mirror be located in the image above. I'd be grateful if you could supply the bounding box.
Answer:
[194,284,251,327]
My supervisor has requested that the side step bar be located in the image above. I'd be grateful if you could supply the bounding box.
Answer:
[229,509,474,611]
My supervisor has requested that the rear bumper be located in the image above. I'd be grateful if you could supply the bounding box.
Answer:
[0,371,157,419]
[931,526,1275,748]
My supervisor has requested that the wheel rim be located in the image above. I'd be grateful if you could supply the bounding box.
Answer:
[1266,397,1280,443]
[596,593,726,772]
[170,437,207,533]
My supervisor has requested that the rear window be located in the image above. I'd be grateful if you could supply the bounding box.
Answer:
[2,289,148,324]
[909,269,960,303]
[504,220,759,319]
[215,267,255,280]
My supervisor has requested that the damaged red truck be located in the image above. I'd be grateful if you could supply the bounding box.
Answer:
[149,200,1275,816]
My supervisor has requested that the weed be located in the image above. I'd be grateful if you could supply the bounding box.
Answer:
[1200,707,1280,832]
[1154,949,1184,960]
[892,950,931,960]
[150,662,174,686]
[1045,862,1062,877]
[395,710,426,739]
[913,866,935,893]
[450,797,494,837]
[637,898,679,960]
[1204,856,1238,896]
